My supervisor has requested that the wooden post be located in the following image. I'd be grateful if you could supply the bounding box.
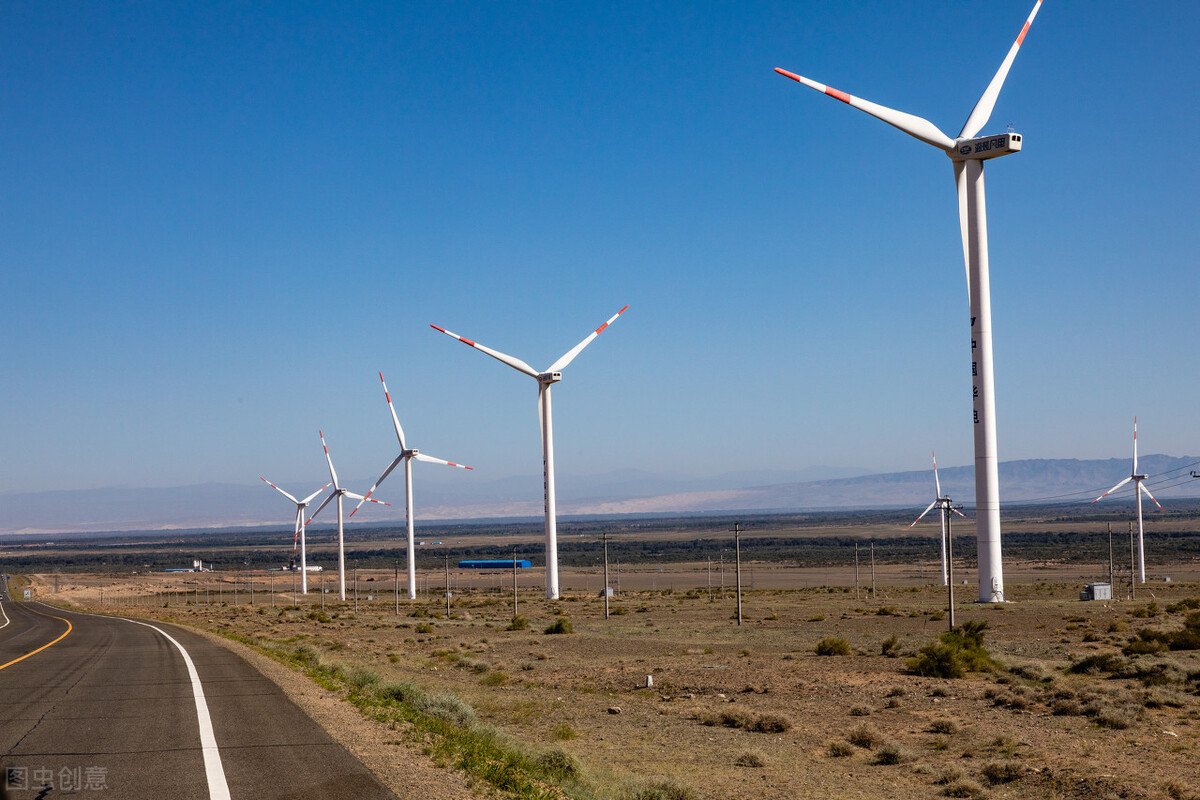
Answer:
[513,548,519,620]
[854,543,860,601]
[946,504,956,630]
[870,542,876,601]
[603,530,610,620]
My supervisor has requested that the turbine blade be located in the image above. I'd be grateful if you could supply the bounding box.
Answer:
[1132,416,1138,475]
[954,160,972,304]
[306,492,335,525]
[301,483,332,505]
[1092,476,1133,504]
[344,491,390,506]
[350,456,404,518]
[430,324,539,378]
[952,507,968,520]
[932,451,942,498]
[319,430,340,488]
[548,305,629,373]
[292,509,302,556]
[909,500,939,529]
[414,452,473,470]
[958,0,1044,139]
[774,68,954,150]
[260,476,299,505]
[1140,482,1164,511]
[379,372,407,450]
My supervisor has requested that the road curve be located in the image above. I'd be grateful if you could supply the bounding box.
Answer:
[0,593,398,800]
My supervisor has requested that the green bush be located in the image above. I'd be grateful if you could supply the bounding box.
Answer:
[908,622,996,678]
[544,619,574,635]
[881,635,901,658]
[981,760,1023,784]
[506,615,529,631]
[816,636,852,656]
[536,747,582,780]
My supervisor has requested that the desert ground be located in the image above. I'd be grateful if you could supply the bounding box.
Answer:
[25,553,1200,800]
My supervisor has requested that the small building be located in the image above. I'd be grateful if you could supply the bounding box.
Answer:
[1079,582,1112,601]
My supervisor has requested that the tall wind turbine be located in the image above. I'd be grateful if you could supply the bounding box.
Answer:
[432,305,629,600]
[351,372,473,601]
[306,430,389,601]
[775,0,1044,602]
[908,451,967,587]
[259,477,329,594]
[1092,417,1163,584]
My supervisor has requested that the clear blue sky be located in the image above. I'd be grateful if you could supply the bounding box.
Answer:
[2,1,1197,499]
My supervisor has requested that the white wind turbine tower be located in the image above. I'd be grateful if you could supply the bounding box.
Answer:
[306,430,389,601]
[1092,417,1163,584]
[350,372,473,600]
[776,0,1045,602]
[432,305,629,600]
[259,477,329,594]
[908,451,967,587]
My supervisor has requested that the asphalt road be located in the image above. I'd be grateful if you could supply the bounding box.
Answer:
[0,585,398,800]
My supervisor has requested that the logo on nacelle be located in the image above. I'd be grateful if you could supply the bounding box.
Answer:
[959,144,972,156]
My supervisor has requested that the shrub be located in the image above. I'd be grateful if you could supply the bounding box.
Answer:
[1093,708,1134,729]
[850,706,871,717]
[808,614,826,622]
[506,615,529,631]
[941,779,986,798]
[881,635,902,658]
[553,723,578,741]
[929,719,958,735]
[622,778,700,800]
[544,619,574,635]
[414,622,433,634]
[847,724,882,749]
[750,713,793,733]
[481,671,508,686]
[828,741,854,758]
[816,636,852,656]
[934,766,966,785]
[981,760,1023,784]
[873,742,912,765]
[536,747,582,780]
[908,642,964,679]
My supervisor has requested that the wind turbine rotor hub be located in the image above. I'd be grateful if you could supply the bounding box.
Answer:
[538,372,563,385]
[405,449,419,457]
[949,132,1022,161]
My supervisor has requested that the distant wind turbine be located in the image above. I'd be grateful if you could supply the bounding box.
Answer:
[1092,417,1163,584]
[432,305,629,599]
[908,451,966,586]
[306,430,389,601]
[775,0,1045,602]
[351,372,473,600]
[259,477,329,594]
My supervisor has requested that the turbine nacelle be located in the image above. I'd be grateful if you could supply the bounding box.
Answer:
[950,132,1022,162]
[538,372,563,385]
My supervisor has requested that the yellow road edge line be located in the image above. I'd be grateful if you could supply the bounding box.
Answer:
[0,606,73,671]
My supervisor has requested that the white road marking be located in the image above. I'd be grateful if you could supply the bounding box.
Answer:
[36,604,232,800]
[0,600,9,629]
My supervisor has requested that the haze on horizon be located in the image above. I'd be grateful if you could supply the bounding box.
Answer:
[1,2,1197,503]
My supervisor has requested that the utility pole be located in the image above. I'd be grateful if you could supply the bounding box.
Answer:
[444,556,451,616]
[353,565,358,615]
[512,548,519,619]
[870,542,876,600]
[732,522,743,626]
[1107,523,1114,596]
[945,502,963,630]
[395,560,400,616]
[854,542,860,601]
[707,559,712,603]
[1129,522,1136,601]
[602,530,611,620]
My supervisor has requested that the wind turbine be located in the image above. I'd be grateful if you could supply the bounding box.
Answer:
[259,477,329,594]
[775,0,1045,602]
[306,430,390,601]
[908,451,967,587]
[1092,417,1163,584]
[351,372,473,601]
[432,305,629,599]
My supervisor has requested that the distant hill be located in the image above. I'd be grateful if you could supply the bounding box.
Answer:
[1,456,1197,535]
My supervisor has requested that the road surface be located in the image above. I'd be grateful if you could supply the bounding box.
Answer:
[0,584,398,800]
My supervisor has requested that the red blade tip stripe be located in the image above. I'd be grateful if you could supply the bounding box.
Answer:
[825,86,850,104]
[1016,21,1030,45]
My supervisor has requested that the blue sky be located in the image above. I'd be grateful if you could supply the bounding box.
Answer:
[2,1,1197,501]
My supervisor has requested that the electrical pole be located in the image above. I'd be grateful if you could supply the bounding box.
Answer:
[946,502,962,630]
[512,548,519,619]
[602,530,610,620]
[870,542,876,600]
[395,560,400,616]
[854,542,860,601]
[1129,522,1136,601]
[444,556,451,616]
[1107,523,1114,596]
[732,522,743,626]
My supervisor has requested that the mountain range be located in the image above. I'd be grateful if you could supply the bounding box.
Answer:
[2,456,1198,535]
